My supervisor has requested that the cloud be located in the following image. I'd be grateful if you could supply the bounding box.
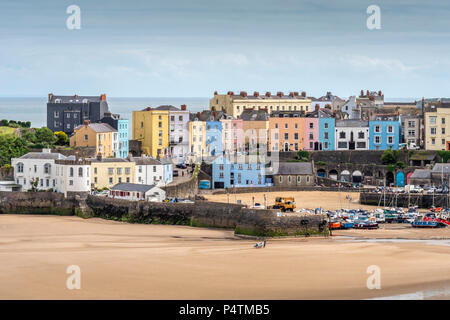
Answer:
[343,54,417,72]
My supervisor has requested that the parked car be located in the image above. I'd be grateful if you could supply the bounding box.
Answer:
[176,164,187,169]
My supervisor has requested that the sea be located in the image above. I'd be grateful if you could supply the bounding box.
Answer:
[0,97,210,128]
[0,96,418,129]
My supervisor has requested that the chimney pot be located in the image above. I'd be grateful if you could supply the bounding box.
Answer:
[48,93,54,102]
[84,120,90,126]
[301,91,306,97]
[265,91,271,97]
[181,104,187,111]
[100,94,107,101]
[214,91,218,95]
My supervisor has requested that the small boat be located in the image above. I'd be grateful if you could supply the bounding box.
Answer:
[353,220,379,229]
[328,221,341,230]
[411,220,440,228]
[340,221,354,229]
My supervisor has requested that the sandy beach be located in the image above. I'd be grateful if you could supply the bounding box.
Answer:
[204,191,377,210]
[0,214,449,300]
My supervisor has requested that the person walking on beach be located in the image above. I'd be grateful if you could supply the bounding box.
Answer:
[263,240,266,248]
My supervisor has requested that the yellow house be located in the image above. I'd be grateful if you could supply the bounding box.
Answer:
[188,118,206,162]
[425,107,450,150]
[132,107,169,158]
[70,121,118,158]
[210,91,311,118]
[90,157,136,189]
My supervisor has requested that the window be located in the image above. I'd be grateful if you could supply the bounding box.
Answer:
[358,131,364,139]
[324,132,329,139]
[69,180,73,186]
[84,134,88,141]
[432,138,435,145]
[324,123,329,129]
[442,118,446,124]
[430,116,437,125]
[442,128,446,134]
[284,133,289,140]
[94,167,97,174]
[309,122,313,129]
[375,136,381,144]
[118,177,122,183]
[309,133,313,140]
[431,127,437,135]
[339,131,346,139]
[117,168,122,175]
[442,139,446,145]
[126,177,130,183]
[284,123,288,129]
[17,162,24,173]
[125,168,130,175]
[108,168,114,175]
[375,125,380,133]
[408,121,415,128]
[338,142,347,148]
[408,130,416,136]
[54,111,59,118]
[69,167,74,177]
[94,177,98,183]
[294,133,298,140]
[387,136,394,144]
[324,142,328,149]
[309,142,313,148]
[388,126,393,133]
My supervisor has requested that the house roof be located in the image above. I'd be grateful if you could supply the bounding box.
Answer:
[239,109,269,121]
[432,163,450,174]
[410,169,431,179]
[74,122,117,133]
[49,95,103,103]
[111,183,158,193]
[133,157,163,165]
[409,152,436,161]
[17,152,66,160]
[153,105,180,111]
[335,120,369,127]
[276,162,313,175]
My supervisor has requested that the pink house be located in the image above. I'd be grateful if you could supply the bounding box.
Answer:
[304,117,319,150]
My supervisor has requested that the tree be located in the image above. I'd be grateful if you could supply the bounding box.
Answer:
[381,148,397,165]
[0,134,29,166]
[35,127,56,147]
[29,177,39,192]
[1,119,8,126]
[21,129,37,144]
[54,131,69,146]
[297,150,309,161]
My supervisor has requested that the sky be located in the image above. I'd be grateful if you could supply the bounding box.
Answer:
[0,0,450,99]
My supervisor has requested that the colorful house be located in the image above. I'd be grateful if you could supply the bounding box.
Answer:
[335,120,369,150]
[304,116,319,151]
[268,111,305,152]
[240,109,269,152]
[211,155,266,189]
[221,117,244,155]
[369,115,401,150]
[132,107,169,158]
[70,121,118,158]
[307,108,335,150]
[100,112,129,158]
[90,156,136,190]
[188,113,207,163]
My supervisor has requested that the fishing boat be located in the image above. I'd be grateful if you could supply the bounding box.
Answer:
[353,219,379,229]
[328,221,341,230]
[411,220,440,228]
[340,221,354,229]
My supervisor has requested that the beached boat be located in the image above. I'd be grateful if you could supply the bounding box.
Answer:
[353,220,379,229]
[340,221,354,229]
[411,220,440,228]
[328,221,341,230]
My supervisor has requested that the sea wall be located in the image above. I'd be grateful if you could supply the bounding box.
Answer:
[360,192,450,208]
[0,191,328,237]
[163,176,198,199]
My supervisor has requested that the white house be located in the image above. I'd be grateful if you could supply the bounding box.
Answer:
[134,156,173,187]
[54,157,91,194]
[109,183,166,202]
[335,120,369,150]
[11,149,66,191]
[153,105,189,163]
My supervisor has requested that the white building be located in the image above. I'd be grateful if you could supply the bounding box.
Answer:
[335,120,369,150]
[109,183,166,202]
[134,156,173,187]
[54,158,91,194]
[154,105,189,163]
[12,149,66,191]
[0,180,21,192]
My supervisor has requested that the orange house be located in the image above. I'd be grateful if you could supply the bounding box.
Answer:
[70,121,117,158]
[269,111,305,152]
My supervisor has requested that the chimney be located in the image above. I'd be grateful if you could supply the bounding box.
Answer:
[366,90,370,96]
[48,93,54,102]
[294,91,299,96]
[197,112,201,118]
[253,91,259,97]
[74,94,78,99]
[289,92,294,97]
[100,94,107,101]
[181,104,187,111]
[240,91,247,97]
[214,91,218,96]
[97,153,102,161]
[360,90,364,97]
[213,111,217,119]
[127,152,133,161]
[75,151,79,161]
[301,91,306,97]
[277,91,283,97]
[315,104,320,111]
[145,107,151,111]
[378,90,382,96]
[84,120,90,126]
[265,92,271,97]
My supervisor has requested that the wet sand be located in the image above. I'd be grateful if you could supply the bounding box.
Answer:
[0,215,449,300]
[205,191,377,210]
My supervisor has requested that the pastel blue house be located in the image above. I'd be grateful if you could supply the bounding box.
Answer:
[206,121,222,156]
[211,155,266,189]
[101,113,129,158]
[369,115,401,150]
[307,108,335,150]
